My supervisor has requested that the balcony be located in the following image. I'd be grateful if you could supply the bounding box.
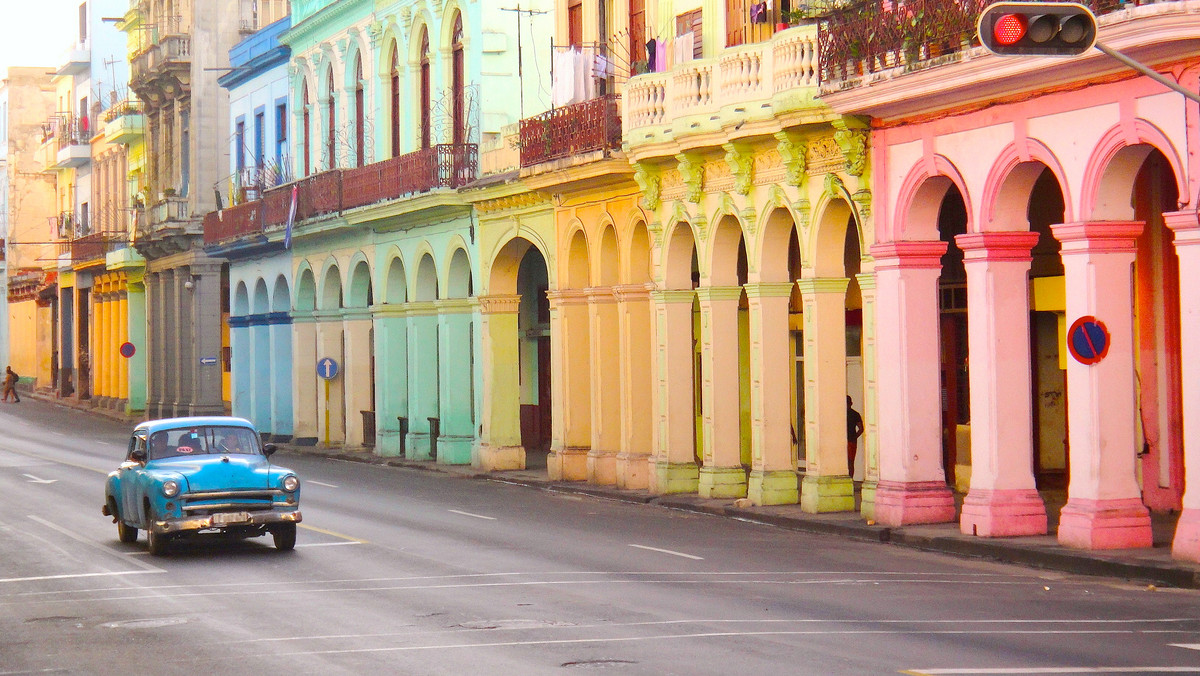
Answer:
[103,100,145,146]
[204,200,262,245]
[130,30,192,97]
[56,46,91,77]
[148,195,191,228]
[518,95,622,168]
[342,144,479,210]
[817,0,1123,86]
[624,25,821,154]
[70,232,123,265]
[45,115,91,169]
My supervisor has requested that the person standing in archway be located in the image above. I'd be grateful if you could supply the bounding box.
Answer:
[847,395,863,479]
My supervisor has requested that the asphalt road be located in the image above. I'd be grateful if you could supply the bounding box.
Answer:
[2,398,1199,676]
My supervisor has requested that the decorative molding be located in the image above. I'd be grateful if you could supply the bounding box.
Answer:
[824,173,848,203]
[676,152,705,204]
[633,162,662,211]
[852,189,872,221]
[400,6,413,30]
[834,128,868,177]
[795,198,811,231]
[476,191,552,214]
[774,131,807,187]
[807,136,843,175]
[723,142,754,196]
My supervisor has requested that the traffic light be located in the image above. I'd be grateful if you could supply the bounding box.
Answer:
[977,2,1097,56]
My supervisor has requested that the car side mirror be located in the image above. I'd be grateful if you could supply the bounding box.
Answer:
[263,443,278,457]
[131,449,147,463]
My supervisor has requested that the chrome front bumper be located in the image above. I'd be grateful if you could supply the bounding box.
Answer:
[152,509,302,534]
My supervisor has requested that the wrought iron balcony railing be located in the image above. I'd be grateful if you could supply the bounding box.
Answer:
[817,0,1125,83]
[518,95,622,168]
[70,232,124,264]
[342,144,479,209]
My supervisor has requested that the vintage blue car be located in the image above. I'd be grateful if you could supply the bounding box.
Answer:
[102,416,302,555]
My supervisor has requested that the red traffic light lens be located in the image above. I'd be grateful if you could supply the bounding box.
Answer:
[993,13,1027,45]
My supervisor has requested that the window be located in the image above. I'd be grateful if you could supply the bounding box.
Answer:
[676,9,703,60]
[275,101,287,182]
[253,110,264,170]
[419,28,431,149]
[451,14,465,146]
[325,69,335,168]
[79,3,87,43]
[354,55,364,167]
[390,43,400,157]
[629,0,647,66]
[568,0,583,46]
[235,118,245,171]
[301,83,311,176]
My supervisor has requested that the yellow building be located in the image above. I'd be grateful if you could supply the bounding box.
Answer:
[3,67,58,386]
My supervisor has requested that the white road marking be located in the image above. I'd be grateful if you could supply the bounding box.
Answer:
[21,474,57,484]
[629,543,703,560]
[905,669,1200,675]
[0,570,163,584]
[448,509,496,520]
[295,541,362,548]
[25,515,165,573]
[1169,644,1200,651]
[306,480,339,488]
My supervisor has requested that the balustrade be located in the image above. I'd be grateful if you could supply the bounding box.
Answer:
[624,25,820,142]
[518,95,621,168]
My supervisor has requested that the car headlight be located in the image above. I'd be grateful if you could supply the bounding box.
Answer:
[282,475,299,492]
[162,480,180,498]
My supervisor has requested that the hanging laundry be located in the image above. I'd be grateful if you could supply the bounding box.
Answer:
[751,2,769,23]
[646,38,657,72]
[674,32,694,64]
[552,48,576,107]
[593,53,614,79]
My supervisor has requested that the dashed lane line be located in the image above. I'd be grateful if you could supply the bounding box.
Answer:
[448,509,496,520]
[629,544,703,560]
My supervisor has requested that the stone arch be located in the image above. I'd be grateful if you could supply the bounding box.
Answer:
[408,14,434,63]
[597,222,620,286]
[1084,121,1187,221]
[756,206,799,284]
[233,280,250,316]
[294,264,316,313]
[706,213,746,286]
[319,259,343,311]
[415,252,439,301]
[892,156,973,243]
[565,227,590,289]
[488,231,553,295]
[446,246,473,298]
[625,220,653,285]
[663,220,698,290]
[384,250,408,304]
[252,277,270,315]
[347,257,373,308]
[981,140,1073,231]
[271,274,290,313]
[809,196,858,278]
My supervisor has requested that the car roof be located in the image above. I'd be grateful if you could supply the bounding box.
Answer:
[134,416,257,436]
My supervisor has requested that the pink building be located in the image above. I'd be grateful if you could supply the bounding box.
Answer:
[820,0,1199,558]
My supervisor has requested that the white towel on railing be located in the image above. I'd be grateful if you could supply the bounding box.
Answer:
[675,32,694,64]
[552,48,575,107]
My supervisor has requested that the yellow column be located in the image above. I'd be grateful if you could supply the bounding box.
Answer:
[649,289,701,494]
[586,287,620,484]
[797,277,855,513]
[696,285,748,499]
[745,282,799,505]
[547,290,590,481]
[477,295,524,470]
[614,283,652,490]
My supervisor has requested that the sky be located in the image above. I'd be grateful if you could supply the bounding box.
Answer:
[0,2,86,76]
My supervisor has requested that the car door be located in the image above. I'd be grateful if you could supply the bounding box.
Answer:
[119,433,147,523]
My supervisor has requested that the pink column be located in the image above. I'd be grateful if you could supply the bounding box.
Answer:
[956,232,1047,537]
[870,242,957,526]
[1164,211,1200,561]
[1051,221,1152,550]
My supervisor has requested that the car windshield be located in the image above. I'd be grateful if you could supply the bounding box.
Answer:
[147,426,262,460]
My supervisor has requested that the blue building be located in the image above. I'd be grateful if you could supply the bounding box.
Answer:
[207,10,294,440]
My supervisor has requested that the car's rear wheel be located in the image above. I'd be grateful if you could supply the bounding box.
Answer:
[146,527,170,556]
[272,523,296,551]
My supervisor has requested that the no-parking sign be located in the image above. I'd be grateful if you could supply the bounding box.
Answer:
[1067,316,1110,366]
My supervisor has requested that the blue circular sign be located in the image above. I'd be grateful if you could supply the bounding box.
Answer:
[119,342,136,358]
[1067,316,1110,365]
[317,357,340,380]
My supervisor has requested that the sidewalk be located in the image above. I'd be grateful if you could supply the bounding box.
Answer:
[22,389,1200,589]
[285,443,1200,590]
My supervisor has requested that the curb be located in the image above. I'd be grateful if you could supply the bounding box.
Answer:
[279,445,1200,590]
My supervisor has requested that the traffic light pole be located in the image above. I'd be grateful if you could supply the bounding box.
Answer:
[1094,42,1200,105]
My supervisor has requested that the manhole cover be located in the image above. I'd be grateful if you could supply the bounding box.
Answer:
[101,617,189,629]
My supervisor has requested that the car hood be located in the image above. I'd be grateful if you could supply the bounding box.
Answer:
[155,455,276,493]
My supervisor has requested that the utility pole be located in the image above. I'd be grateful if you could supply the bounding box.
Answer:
[500,5,548,119]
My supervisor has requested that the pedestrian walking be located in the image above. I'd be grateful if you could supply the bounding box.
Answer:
[3,366,21,403]
[847,395,863,478]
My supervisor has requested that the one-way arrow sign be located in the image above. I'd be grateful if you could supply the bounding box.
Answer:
[22,474,57,484]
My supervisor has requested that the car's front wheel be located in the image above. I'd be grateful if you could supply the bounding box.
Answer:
[146,527,170,556]
[117,518,138,543]
[272,523,296,551]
